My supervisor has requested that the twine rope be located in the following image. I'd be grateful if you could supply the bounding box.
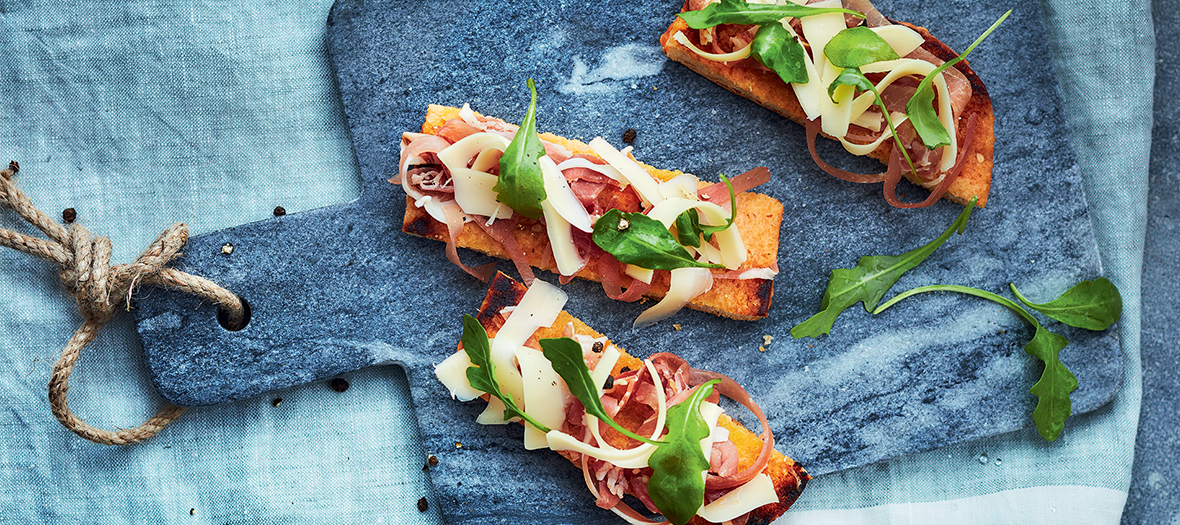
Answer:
[0,161,246,445]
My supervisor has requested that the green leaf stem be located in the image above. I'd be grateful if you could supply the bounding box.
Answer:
[790,196,977,338]
[539,337,661,445]
[461,314,550,432]
[678,0,862,29]
[906,10,1011,149]
[1010,278,1123,331]
[874,285,1077,441]
[647,379,720,525]
[593,209,724,271]
[495,78,548,219]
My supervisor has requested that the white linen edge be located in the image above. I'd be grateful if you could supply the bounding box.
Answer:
[777,485,1128,525]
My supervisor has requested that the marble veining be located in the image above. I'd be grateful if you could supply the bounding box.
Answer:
[135,0,1123,523]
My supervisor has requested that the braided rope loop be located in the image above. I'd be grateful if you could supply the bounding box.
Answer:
[2,162,246,445]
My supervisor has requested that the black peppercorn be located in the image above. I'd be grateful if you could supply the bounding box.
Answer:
[273,206,286,217]
[417,497,429,512]
[422,454,439,471]
[330,378,350,392]
[591,341,604,353]
[622,128,637,144]
[62,208,76,223]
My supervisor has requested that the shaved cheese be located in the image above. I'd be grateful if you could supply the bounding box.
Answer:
[540,156,593,233]
[437,132,515,219]
[858,58,957,171]
[671,31,754,62]
[697,402,725,460]
[517,347,567,450]
[469,147,501,172]
[625,265,654,285]
[541,200,588,276]
[659,173,700,201]
[800,0,852,138]
[851,108,884,132]
[696,202,746,270]
[872,24,924,57]
[548,430,655,469]
[780,21,822,120]
[477,280,567,424]
[647,198,746,270]
[589,137,664,207]
[646,197,707,228]
[437,132,510,170]
[582,343,624,454]
[476,397,514,426]
[822,79,856,138]
[590,344,621,399]
[434,349,482,402]
[412,194,450,225]
[697,473,779,523]
[556,157,626,185]
[458,103,485,130]
[550,359,668,468]
[737,267,778,280]
[634,267,714,327]
[451,168,513,219]
[839,113,910,156]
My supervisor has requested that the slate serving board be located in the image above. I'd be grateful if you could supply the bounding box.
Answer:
[135,0,1122,523]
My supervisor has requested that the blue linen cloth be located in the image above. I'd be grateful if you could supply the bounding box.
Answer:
[0,1,1154,524]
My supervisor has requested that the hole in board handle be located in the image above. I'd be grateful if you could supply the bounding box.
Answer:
[217,296,252,331]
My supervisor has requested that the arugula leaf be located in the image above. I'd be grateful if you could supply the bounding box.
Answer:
[679,0,863,29]
[750,22,809,85]
[675,208,704,248]
[791,196,977,338]
[647,379,720,525]
[906,10,1011,149]
[1010,278,1123,331]
[1025,324,1076,441]
[699,173,737,241]
[675,174,739,248]
[593,209,724,270]
[538,337,661,445]
[874,285,1077,441]
[494,78,548,219]
[824,26,900,69]
[461,314,551,432]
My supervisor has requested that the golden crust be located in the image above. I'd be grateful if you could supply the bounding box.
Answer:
[471,273,809,524]
[659,15,995,207]
[404,105,785,321]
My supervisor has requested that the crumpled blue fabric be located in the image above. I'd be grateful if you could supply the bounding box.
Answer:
[0,1,1152,524]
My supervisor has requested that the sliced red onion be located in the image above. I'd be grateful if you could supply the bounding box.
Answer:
[883,113,977,208]
[806,118,888,184]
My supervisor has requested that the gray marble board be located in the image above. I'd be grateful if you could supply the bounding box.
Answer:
[134,0,1123,523]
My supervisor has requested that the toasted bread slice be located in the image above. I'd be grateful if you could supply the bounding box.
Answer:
[402,105,784,320]
[660,8,995,207]
[470,272,809,524]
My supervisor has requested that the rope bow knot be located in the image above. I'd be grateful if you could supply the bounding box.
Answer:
[1,161,246,445]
